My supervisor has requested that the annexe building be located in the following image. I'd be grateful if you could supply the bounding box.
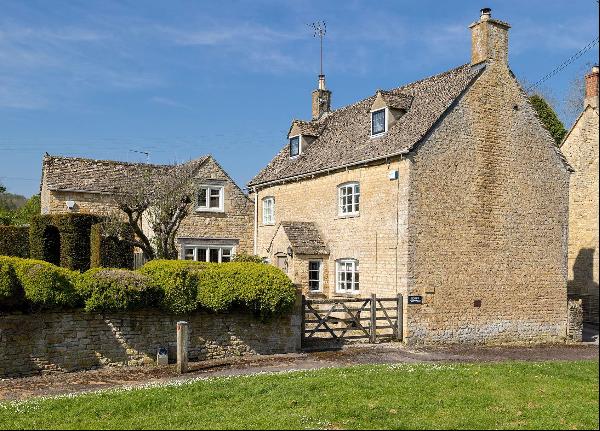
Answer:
[561,66,599,325]
[249,9,571,343]
[41,154,253,262]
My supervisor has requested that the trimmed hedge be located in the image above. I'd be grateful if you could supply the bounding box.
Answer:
[77,268,160,312]
[0,256,81,311]
[0,226,29,258]
[0,258,24,310]
[29,215,60,266]
[0,258,297,316]
[54,214,101,271]
[196,262,296,317]
[30,214,101,271]
[90,223,134,270]
[231,253,265,263]
[138,259,207,315]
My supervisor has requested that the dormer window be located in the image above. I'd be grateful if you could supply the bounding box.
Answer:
[371,108,387,136]
[290,136,300,157]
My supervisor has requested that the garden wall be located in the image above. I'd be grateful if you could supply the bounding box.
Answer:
[0,303,301,377]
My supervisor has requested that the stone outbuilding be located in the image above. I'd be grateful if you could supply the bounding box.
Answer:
[249,9,571,344]
[561,66,599,325]
[41,154,253,262]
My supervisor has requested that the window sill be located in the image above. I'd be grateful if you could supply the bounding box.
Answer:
[333,291,360,297]
[195,208,225,214]
[261,222,275,227]
[370,131,387,139]
[337,213,360,219]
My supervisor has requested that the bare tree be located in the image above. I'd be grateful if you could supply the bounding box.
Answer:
[109,160,200,260]
[563,73,586,127]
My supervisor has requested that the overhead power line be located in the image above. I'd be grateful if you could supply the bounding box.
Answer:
[527,37,600,91]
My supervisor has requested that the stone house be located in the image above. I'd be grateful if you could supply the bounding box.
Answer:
[561,66,599,325]
[40,154,253,262]
[249,9,571,343]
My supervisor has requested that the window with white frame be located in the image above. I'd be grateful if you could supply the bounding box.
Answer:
[262,197,275,225]
[336,259,359,293]
[183,245,234,263]
[289,136,300,157]
[371,108,386,136]
[197,185,224,212]
[338,182,360,216]
[308,260,322,291]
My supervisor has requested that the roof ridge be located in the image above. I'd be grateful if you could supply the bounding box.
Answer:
[44,154,209,169]
[312,63,471,121]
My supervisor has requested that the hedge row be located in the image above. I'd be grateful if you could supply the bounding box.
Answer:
[0,256,81,311]
[29,214,101,271]
[0,226,29,258]
[0,257,296,317]
[90,222,134,270]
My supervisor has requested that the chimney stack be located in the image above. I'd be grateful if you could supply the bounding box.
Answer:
[584,65,599,109]
[312,74,331,120]
[469,8,511,66]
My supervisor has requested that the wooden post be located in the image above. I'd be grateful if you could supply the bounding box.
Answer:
[370,293,377,343]
[396,293,403,341]
[300,295,306,349]
[176,321,189,374]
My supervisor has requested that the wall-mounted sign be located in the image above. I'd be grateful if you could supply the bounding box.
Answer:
[408,295,423,305]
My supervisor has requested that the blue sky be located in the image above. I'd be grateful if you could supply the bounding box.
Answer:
[0,0,598,197]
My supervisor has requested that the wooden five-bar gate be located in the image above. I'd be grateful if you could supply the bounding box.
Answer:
[301,294,403,347]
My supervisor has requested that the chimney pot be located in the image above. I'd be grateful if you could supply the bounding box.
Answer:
[480,8,492,20]
[318,74,326,90]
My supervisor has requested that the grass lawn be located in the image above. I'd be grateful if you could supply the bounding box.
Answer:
[0,361,597,430]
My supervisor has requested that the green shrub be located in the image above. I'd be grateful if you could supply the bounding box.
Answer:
[0,258,24,310]
[29,214,101,271]
[196,262,296,317]
[0,226,30,258]
[231,253,265,263]
[90,223,134,269]
[138,259,207,314]
[6,256,81,310]
[78,268,160,312]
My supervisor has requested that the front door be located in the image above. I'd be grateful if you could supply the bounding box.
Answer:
[276,255,288,274]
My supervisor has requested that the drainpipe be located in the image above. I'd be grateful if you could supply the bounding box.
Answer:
[253,186,258,255]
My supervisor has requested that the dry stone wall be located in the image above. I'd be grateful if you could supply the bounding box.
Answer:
[0,306,301,378]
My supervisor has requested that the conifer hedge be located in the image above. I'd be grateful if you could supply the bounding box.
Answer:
[29,214,100,271]
[0,226,29,258]
[90,222,134,270]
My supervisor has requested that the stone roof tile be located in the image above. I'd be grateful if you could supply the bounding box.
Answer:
[281,221,329,255]
[42,155,210,194]
[249,63,480,187]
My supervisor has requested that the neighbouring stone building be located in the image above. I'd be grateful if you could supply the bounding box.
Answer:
[561,66,599,325]
[249,9,572,343]
[40,154,253,261]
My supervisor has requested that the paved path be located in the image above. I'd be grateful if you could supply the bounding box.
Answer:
[1,343,597,401]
